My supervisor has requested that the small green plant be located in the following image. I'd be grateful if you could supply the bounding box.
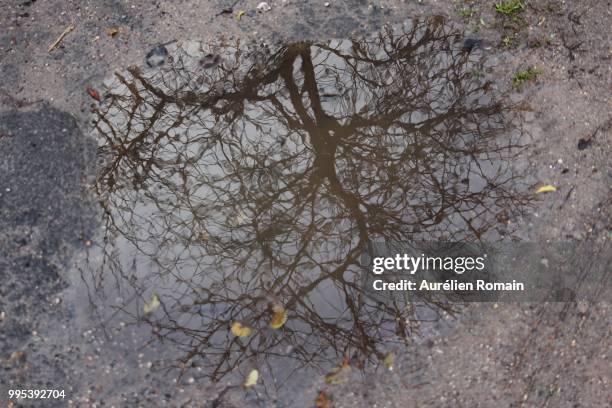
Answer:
[458,8,476,18]
[512,67,542,89]
[495,0,524,16]
[501,35,514,47]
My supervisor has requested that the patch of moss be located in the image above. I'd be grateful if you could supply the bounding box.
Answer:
[495,1,524,16]
[494,0,527,43]
[501,35,515,47]
[512,68,542,89]
[458,8,477,18]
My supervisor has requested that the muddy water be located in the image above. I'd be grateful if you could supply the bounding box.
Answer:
[75,18,530,404]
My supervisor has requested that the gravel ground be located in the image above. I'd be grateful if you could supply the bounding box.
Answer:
[1,1,610,407]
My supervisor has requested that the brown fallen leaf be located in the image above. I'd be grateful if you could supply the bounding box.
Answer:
[105,27,119,37]
[86,86,101,102]
[8,350,26,365]
[315,390,334,408]
[324,357,351,384]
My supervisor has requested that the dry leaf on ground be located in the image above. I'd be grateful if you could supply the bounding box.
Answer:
[105,27,119,37]
[536,185,557,194]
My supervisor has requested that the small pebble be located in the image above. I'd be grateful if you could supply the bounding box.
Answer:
[257,2,271,11]
[577,138,592,150]
[576,301,589,315]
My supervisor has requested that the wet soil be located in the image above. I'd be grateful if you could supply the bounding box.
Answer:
[1,1,610,407]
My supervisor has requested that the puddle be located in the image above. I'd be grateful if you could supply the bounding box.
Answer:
[76,18,531,403]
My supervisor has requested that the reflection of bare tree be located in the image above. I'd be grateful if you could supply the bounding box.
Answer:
[88,19,530,385]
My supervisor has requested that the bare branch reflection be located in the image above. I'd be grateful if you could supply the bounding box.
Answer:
[86,19,531,387]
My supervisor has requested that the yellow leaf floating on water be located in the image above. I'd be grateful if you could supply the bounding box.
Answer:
[535,185,557,194]
[143,293,160,315]
[244,369,259,387]
[231,322,253,338]
[269,304,287,329]
[324,358,351,384]
[383,352,395,371]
